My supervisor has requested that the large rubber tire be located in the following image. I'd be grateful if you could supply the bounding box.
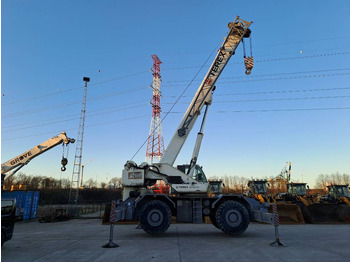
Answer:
[210,212,220,229]
[139,200,171,236]
[215,200,249,236]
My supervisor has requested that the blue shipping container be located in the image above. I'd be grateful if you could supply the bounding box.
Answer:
[30,192,40,219]
[23,191,33,220]
[1,191,40,220]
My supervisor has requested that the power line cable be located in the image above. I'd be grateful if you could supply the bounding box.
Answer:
[166,87,350,98]
[3,106,349,141]
[218,72,350,84]
[217,95,350,103]
[163,72,350,88]
[3,51,348,107]
[163,95,350,105]
[2,87,149,118]
[4,83,350,129]
[254,36,350,48]
[163,107,350,114]
[2,104,149,133]
[2,100,150,130]
[163,68,350,83]
[214,107,350,113]
[162,51,350,70]
[161,36,350,58]
[2,70,150,106]
[7,94,349,132]
[1,115,150,141]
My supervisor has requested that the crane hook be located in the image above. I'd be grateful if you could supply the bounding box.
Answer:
[61,157,68,172]
[244,57,254,75]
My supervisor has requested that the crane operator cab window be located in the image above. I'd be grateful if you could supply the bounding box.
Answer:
[177,164,208,183]
[193,165,207,183]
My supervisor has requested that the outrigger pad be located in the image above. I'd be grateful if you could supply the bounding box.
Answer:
[102,241,119,248]
[270,238,287,247]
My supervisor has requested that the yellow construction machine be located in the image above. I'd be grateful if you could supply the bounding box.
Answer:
[279,183,350,223]
[326,185,350,207]
[308,185,350,223]
[247,180,273,204]
[248,180,305,223]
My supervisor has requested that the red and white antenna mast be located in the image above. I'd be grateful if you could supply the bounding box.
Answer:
[146,55,165,164]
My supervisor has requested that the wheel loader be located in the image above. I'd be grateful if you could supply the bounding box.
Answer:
[247,180,305,223]
[279,183,350,223]
[311,184,350,223]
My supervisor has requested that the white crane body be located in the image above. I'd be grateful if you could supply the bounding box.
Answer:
[114,17,274,236]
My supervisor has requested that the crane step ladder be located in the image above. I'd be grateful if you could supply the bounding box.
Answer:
[193,198,203,223]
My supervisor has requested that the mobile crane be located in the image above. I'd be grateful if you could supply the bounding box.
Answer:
[1,132,75,186]
[113,16,273,236]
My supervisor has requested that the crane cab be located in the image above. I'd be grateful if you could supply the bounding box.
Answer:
[176,164,208,184]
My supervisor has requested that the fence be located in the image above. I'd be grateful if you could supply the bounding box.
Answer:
[37,201,108,219]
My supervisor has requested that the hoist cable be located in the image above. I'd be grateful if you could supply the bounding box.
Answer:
[249,36,253,57]
[242,38,246,58]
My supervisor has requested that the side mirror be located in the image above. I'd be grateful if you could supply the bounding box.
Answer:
[222,183,226,188]
[307,185,310,189]
[267,183,271,188]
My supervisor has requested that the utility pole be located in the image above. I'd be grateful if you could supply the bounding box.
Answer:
[69,77,89,204]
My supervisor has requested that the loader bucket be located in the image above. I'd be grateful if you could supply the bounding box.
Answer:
[302,203,350,224]
[269,203,305,223]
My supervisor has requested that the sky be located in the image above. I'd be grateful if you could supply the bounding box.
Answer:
[1,0,350,188]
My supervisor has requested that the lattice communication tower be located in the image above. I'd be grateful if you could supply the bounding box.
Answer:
[145,55,165,164]
[69,77,89,204]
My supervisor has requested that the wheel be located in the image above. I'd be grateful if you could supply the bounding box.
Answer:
[139,200,171,236]
[215,200,249,236]
[210,212,220,229]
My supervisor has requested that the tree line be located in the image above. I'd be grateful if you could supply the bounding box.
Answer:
[4,172,349,193]
[3,172,122,191]
[211,173,350,194]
